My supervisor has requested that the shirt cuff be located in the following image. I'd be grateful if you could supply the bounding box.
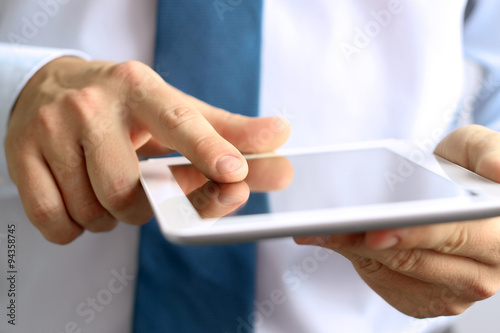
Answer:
[0,43,90,189]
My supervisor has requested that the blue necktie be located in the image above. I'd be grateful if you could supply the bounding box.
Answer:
[133,1,263,332]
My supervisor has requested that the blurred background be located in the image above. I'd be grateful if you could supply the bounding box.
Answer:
[454,291,500,332]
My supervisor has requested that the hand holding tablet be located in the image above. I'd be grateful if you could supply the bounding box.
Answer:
[140,136,500,245]
[294,125,500,318]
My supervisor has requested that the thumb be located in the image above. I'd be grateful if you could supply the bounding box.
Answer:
[435,125,500,182]
[180,91,291,154]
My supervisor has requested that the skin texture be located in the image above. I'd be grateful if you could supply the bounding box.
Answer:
[296,125,500,318]
[4,57,290,244]
[171,155,293,218]
[5,57,500,319]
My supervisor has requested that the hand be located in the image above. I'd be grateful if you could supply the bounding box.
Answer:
[5,57,290,244]
[295,125,500,318]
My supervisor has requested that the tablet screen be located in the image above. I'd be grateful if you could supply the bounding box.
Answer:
[168,148,469,219]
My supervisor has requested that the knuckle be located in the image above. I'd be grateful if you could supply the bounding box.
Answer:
[30,201,64,226]
[159,107,200,131]
[35,105,59,134]
[43,229,80,245]
[73,201,114,231]
[436,226,468,254]
[457,265,499,302]
[353,257,384,276]
[437,302,470,317]
[109,61,160,108]
[102,180,138,213]
[411,290,473,318]
[468,279,498,301]
[385,249,423,273]
[63,87,102,120]
[29,202,83,245]
[109,60,147,86]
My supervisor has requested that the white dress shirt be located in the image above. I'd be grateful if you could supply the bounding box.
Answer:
[1,0,498,332]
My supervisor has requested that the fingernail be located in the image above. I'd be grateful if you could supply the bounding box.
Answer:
[218,193,245,206]
[216,155,242,174]
[375,236,400,250]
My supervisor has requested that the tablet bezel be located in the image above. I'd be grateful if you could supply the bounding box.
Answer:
[139,140,500,244]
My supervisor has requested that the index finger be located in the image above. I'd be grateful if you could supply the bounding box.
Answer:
[120,63,248,183]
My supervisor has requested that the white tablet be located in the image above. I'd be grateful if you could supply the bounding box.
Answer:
[139,140,500,245]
